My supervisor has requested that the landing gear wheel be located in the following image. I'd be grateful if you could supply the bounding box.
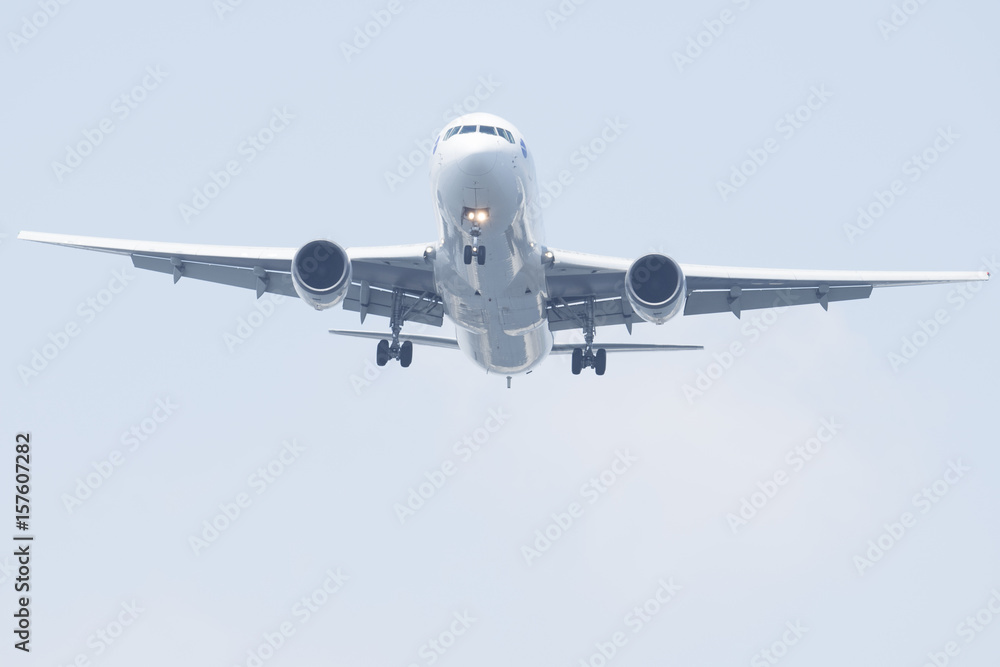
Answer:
[376,339,390,366]
[476,245,486,265]
[594,348,607,376]
[464,245,473,265]
[571,348,583,375]
[399,340,413,368]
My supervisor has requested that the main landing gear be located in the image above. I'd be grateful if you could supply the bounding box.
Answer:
[570,297,607,376]
[375,289,414,368]
[463,225,486,265]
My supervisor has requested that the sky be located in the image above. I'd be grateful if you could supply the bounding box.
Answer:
[2,0,999,665]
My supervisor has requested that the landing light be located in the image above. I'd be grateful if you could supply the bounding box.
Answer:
[462,207,490,225]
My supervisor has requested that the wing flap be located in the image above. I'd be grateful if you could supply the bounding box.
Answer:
[683,284,874,317]
[341,283,444,327]
[131,254,297,297]
[547,296,629,332]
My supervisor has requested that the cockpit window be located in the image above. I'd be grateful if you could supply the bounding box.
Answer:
[442,124,517,143]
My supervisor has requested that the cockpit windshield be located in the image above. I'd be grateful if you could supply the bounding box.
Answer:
[444,124,516,144]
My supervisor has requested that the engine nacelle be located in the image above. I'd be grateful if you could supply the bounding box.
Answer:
[625,253,686,324]
[291,240,352,310]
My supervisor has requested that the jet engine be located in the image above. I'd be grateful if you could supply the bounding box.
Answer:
[291,240,352,310]
[624,253,686,324]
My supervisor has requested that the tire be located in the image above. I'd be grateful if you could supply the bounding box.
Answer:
[571,348,583,375]
[595,348,607,376]
[477,245,486,265]
[399,340,413,368]
[376,339,390,366]
[464,245,473,265]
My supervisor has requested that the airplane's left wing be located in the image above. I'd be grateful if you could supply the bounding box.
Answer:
[543,246,989,331]
[18,231,445,326]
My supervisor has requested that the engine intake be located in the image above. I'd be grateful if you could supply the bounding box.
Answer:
[625,253,686,324]
[291,240,351,310]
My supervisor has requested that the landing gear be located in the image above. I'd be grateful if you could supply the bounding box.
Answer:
[376,339,390,367]
[570,297,607,376]
[594,348,607,376]
[463,244,485,265]
[463,225,485,265]
[374,289,416,368]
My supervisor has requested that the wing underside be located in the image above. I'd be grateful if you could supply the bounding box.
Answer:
[543,247,989,327]
[18,231,444,325]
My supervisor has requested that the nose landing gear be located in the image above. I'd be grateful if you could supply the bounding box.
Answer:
[463,225,486,265]
[463,244,486,265]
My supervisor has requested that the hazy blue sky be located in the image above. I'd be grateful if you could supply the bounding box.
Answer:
[3,1,999,665]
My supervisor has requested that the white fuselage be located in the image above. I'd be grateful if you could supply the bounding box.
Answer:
[428,113,551,375]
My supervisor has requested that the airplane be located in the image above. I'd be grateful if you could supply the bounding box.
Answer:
[19,112,989,384]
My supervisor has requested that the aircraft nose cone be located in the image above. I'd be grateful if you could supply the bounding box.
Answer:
[459,149,498,176]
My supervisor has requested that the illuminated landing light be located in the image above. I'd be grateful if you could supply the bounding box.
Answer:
[462,207,490,225]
